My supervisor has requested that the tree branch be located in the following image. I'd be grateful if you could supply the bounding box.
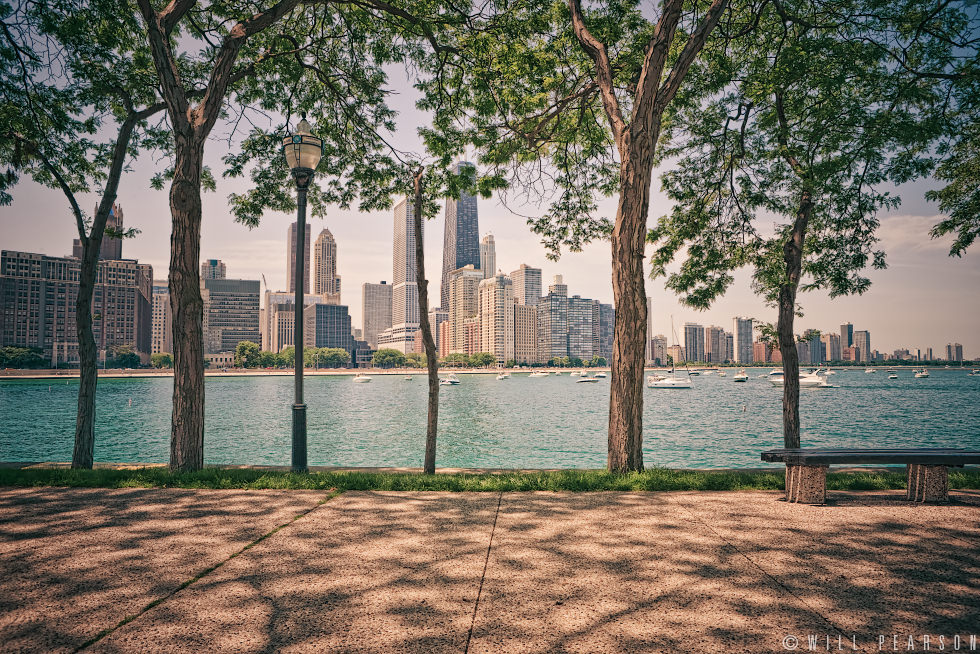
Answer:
[136,0,191,127]
[568,0,626,147]
[656,0,730,113]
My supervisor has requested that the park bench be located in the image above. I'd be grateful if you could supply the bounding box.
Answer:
[760,448,980,504]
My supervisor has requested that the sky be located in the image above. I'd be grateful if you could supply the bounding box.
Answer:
[1,73,977,359]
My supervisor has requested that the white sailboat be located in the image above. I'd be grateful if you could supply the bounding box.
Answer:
[648,316,692,389]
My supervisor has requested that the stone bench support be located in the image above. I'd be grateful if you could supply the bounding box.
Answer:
[907,464,949,503]
[785,464,828,504]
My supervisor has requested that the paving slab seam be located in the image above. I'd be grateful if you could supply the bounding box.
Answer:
[672,496,850,637]
[463,491,503,654]
[71,489,342,653]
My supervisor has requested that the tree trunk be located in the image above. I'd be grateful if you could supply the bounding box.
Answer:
[607,136,657,473]
[169,132,206,471]
[412,169,439,474]
[777,190,813,449]
[72,240,101,469]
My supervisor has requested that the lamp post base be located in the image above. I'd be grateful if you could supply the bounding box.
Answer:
[292,403,308,473]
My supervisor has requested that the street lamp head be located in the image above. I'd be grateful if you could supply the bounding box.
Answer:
[282,114,323,175]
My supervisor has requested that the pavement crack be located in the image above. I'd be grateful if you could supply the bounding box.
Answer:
[674,497,850,637]
[464,491,502,654]
[73,490,341,652]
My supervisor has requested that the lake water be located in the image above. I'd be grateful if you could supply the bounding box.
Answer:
[1,369,978,469]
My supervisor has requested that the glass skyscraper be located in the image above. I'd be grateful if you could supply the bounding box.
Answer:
[440,162,480,309]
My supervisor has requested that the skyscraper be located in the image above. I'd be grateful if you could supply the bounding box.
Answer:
[645,297,654,363]
[313,228,341,301]
[72,203,124,261]
[304,303,357,364]
[705,325,726,363]
[378,197,422,353]
[854,330,871,362]
[684,323,705,363]
[287,221,311,294]
[593,301,614,362]
[567,295,594,361]
[840,322,854,349]
[548,274,568,297]
[361,281,392,350]
[733,317,753,363]
[440,161,480,308]
[536,290,568,363]
[946,343,963,362]
[202,278,260,353]
[513,304,538,364]
[151,282,172,355]
[479,234,496,280]
[200,259,226,280]
[478,272,514,365]
[448,264,483,353]
[821,333,842,361]
[511,264,541,306]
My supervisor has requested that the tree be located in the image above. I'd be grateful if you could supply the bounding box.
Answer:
[278,346,295,369]
[650,0,961,447]
[470,352,496,368]
[151,353,174,368]
[234,341,261,368]
[1,1,166,468]
[404,352,427,369]
[319,348,351,368]
[372,348,406,369]
[106,345,141,369]
[0,347,48,369]
[505,359,517,368]
[441,353,468,368]
[426,0,735,471]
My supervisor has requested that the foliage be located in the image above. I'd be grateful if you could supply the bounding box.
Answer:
[0,346,48,369]
[440,352,469,368]
[150,353,173,369]
[403,352,427,369]
[504,359,517,369]
[306,347,351,368]
[5,466,980,492]
[105,345,140,369]
[590,356,607,367]
[372,348,406,368]
[650,0,969,309]
[234,341,262,368]
[469,352,496,368]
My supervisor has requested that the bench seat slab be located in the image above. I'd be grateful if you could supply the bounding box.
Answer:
[907,464,949,503]
[786,464,827,504]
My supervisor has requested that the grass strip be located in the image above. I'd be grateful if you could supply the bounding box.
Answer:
[2,466,979,492]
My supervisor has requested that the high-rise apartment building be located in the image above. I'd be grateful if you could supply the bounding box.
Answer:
[263,291,331,351]
[203,278,260,353]
[594,302,614,362]
[313,228,341,301]
[753,341,771,363]
[151,282,172,355]
[946,342,963,362]
[733,317,753,363]
[854,330,871,362]
[705,325,726,363]
[840,322,854,350]
[361,281,392,350]
[684,323,705,363]
[925,347,933,361]
[287,221,311,294]
[200,259,226,280]
[821,333,842,361]
[513,304,538,364]
[448,264,483,353]
[548,274,568,297]
[667,345,685,365]
[72,203,124,261]
[378,197,422,353]
[725,331,734,363]
[478,273,514,365]
[537,290,568,363]
[510,264,541,306]
[479,234,496,280]
[0,250,152,365]
[805,330,824,364]
[567,295,594,361]
[440,161,480,308]
[428,308,449,352]
[651,335,667,365]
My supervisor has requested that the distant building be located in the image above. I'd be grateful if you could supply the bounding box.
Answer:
[684,323,705,363]
[651,335,668,366]
[667,345,685,365]
[448,264,483,354]
[479,234,496,280]
[924,347,933,361]
[478,272,514,365]
[510,264,541,306]
[428,308,449,352]
[287,221,311,294]
[752,341,771,363]
[805,331,824,364]
[725,332,734,363]
[200,259,226,280]
[548,274,568,297]
[513,304,538,364]
[440,161,480,308]
[72,203,124,261]
[645,297,654,363]
[0,250,152,365]
[384,197,421,353]
[733,317,753,363]
[842,346,857,362]
[567,295,594,361]
[840,323,854,350]
[854,330,872,362]
[313,228,341,302]
[151,282,172,355]
[705,325,726,364]
[946,342,963,362]
[462,316,481,355]
[537,289,568,363]
[262,291,329,352]
[304,303,356,365]
[361,281,392,350]
[821,333,842,361]
[203,278,260,354]
[594,302,614,362]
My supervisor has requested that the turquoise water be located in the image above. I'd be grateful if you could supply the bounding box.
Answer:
[1,370,978,469]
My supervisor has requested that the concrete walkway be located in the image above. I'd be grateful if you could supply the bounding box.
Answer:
[1,489,978,653]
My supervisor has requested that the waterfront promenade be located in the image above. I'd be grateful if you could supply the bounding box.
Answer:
[2,487,978,653]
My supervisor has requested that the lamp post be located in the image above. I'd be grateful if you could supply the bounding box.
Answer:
[282,115,322,473]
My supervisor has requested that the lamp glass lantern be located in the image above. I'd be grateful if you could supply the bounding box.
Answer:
[281,117,323,172]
